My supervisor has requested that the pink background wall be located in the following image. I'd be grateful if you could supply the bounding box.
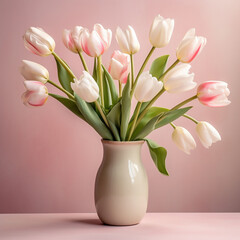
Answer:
[0,0,239,213]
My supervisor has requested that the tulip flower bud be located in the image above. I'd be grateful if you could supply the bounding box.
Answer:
[81,24,112,57]
[163,63,196,93]
[172,126,196,154]
[197,81,231,107]
[71,71,99,102]
[149,15,174,48]
[23,27,55,56]
[134,71,163,102]
[20,60,49,84]
[22,81,48,107]
[116,26,140,54]
[63,26,84,53]
[196,121,221,148]
[176,28,206,63]
[108,50,130,84]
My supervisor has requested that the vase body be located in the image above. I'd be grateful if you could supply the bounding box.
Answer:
[94,140,148,226]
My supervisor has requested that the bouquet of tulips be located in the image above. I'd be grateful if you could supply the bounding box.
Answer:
[20,15,230,175]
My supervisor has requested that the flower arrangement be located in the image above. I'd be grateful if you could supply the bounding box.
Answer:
[20,15,230,175]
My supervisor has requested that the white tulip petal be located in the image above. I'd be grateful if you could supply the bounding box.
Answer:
[196,121,221,148]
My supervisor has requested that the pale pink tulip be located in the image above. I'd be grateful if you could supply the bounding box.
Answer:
[176,28,206,63]
[62,26,84,53]
[108,50,130,84]
[197,81,231,107]
[22,81,48,107]
[23,27,55,56]
[81,24,112,57]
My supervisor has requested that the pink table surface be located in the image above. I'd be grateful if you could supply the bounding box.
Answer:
[0,213,240,240]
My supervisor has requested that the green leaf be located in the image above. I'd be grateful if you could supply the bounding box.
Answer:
[75,94,113,140]
[149,55,169,79]
[132,115,163,140]
[102,74,112,109]
[92,57,97,81]
[108,120,121,141]
[120,75,131,140]
[102,65,119,105]
[54,56,74,94]
[145,139,168,175]
[155,107,192,129]
[49,93,85,120]
[106,101,121,141]
[129,101,148,123]
[107,101,121,128]
[129,107,168,139]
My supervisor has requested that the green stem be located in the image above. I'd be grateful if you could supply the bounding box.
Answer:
[78,51,89,72]
[97,56,104,107]
[130,54,134,89]
[183,114,199,124]
[47,80,75,100]
[131,46,155,97]
[95,101,109,128]
[127,102,142,141]
[158,59,179,81]
[119,81,122,97]
[135,88,165,129]
[170,122,176,129]
[171,95,198,111]
[52,52,77,79]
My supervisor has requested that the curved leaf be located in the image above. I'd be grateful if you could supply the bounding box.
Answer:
[102,65,119,105]
[49,93,84,120]
[150,55,169,79]
[106,101,121,141]
[54,56,74,94]
[155,107,192,129]
[145,139,168,175]
[132,115,162,140]
[120,75,131,140]
[103,74,112,109]
[129,107,168,139]
[75,94,113,140]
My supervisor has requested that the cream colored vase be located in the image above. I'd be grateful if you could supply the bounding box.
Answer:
[94,140,148,226]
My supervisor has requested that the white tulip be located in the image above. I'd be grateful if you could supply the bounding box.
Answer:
[20,60,49,83]
[134,71,163,102]
[116,26,140,54]
[71,71,99,102]
[196,121,221,148]
[163,63,196,93]
[172,126,196,154]
[149,14,174,48]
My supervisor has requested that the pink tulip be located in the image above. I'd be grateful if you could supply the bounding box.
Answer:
[22,81,48,107]
[176,28,206,63]
[81,24,112,57]
[23,27,55,56]
[62,26,84,53]
[197,81,231,107]
[108,50,130,84]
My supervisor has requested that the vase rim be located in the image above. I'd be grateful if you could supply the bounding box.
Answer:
[101,139,145,145]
